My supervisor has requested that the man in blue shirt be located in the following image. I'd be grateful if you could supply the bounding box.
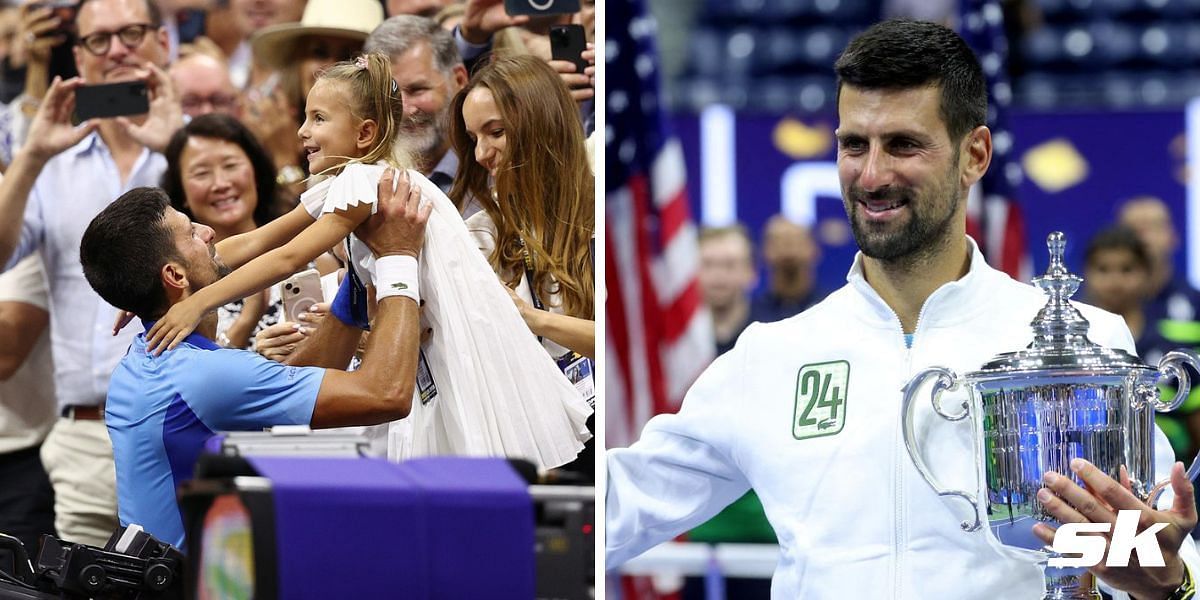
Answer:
[78,169,429,548]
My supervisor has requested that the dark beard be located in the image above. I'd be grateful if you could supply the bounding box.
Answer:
[847,186,958,263]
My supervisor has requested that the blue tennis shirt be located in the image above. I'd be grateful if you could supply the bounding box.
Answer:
[106,323,324,548]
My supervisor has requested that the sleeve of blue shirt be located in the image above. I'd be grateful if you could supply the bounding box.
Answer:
[178,348,323,430]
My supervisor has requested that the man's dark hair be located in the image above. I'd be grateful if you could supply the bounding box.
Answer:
[161,113,281,227]
[75,0,163,29]
[1085,226,1152,272]
[834,19,986,142]
[80,187,181,319]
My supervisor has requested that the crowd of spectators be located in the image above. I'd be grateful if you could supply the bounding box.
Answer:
[0,0,596,551]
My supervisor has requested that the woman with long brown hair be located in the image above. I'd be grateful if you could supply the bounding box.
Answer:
[450,54,595,360]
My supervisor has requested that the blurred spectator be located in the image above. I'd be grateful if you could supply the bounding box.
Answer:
[750,216,828,324]
[0,0,181,546]
[433,2,462,31]
[386,0,453,18]
[0,5,24,101]
[169,50,239,117]
[698,225,757,356]
[1083,226,1200,461]
[1118,196,1200,326]
[211,0,304,89]
[573,0,592,43]
[0,254,56,556]
[686,229,772,600]
[0,0,80,169]
[364,15,467,198]
[455,0,531,71]
[160,113,291,349]
[249,0,381,186]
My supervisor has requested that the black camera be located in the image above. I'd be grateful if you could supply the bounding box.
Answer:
[0,526,183,600]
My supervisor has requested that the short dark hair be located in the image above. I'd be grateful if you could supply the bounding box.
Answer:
[834,19,986,142]
[75,0,163,29]
[1085,226,1151,271]
[161,113,280,227]
[80,187,181,319]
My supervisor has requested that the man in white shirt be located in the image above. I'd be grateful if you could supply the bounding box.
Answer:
[0,0,181,546]
[607,19,1200,599]
[0,255,56,554]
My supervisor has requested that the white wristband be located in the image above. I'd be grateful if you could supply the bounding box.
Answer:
[373,255,419,303]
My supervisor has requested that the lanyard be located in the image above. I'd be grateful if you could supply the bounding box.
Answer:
[518,237,546,343]
[519,237,545,311]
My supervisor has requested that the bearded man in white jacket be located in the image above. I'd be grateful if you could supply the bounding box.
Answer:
[606,19,1200,600]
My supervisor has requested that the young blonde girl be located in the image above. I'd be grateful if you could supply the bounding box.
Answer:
[141,53,592,470]
[145,53,412,350]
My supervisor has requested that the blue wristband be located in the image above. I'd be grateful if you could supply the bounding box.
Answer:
[329,270,371,330]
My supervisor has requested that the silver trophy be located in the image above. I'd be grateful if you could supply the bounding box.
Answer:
[901,232,1200,599]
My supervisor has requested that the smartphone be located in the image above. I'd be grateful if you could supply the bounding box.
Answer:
[281,268,323,322]
[550,24,588,75]
[504,0,580,17]
[74,81,149,120]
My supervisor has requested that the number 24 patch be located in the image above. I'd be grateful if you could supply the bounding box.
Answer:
[792,361,849,440]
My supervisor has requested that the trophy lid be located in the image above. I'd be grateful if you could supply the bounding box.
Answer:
[974,231,1149,375]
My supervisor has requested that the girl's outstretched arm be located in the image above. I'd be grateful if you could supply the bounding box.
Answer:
[144,203,371,355]
[215,204,316,271]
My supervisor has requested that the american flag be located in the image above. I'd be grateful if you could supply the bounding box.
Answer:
[960,0,1031,280]
[606,0,714,450]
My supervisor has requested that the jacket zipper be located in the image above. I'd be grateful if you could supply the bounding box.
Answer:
[894,305,928,600]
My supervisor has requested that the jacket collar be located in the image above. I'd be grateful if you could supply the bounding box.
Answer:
[844,236,1006,330]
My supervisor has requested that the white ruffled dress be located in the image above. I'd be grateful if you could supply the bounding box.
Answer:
[299,163,593,470]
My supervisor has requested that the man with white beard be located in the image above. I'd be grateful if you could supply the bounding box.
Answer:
[364,16,471,211]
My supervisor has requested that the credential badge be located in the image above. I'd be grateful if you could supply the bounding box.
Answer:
[792,361,849,440]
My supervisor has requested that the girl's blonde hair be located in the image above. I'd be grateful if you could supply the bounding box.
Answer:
[449,55,595,320]
[314,52,412,170]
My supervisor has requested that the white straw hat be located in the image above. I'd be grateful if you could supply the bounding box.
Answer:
[251,0,385,70]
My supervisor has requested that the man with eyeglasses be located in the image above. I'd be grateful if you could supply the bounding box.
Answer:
[0,0,182,548]
[169,51,240,119]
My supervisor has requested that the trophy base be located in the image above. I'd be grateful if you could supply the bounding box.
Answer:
[1043,570,1100,600]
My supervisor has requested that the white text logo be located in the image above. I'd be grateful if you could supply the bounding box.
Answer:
[1047,509,1166,568]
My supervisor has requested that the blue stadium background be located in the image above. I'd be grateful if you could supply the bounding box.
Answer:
[651,0,1200,292]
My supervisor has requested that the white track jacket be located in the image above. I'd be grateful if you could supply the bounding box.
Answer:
[606,238,1200,599]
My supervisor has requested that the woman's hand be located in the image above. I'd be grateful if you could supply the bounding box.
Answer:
[12,2,66,70]
[505,285,538,330]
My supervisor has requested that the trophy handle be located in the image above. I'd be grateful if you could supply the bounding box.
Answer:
[1146,349,1200,507]
[1151,349,1200,412]
[901,366,981,531]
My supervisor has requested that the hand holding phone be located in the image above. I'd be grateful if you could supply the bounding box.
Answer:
[16,0,75,66]
[281,269,324,322]
[550,24,588,75]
